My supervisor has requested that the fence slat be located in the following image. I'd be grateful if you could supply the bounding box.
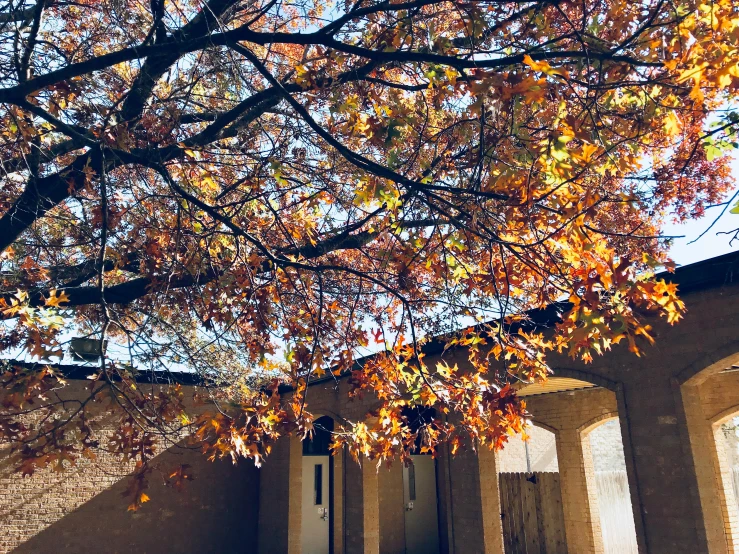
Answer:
[534,472,548,554]
[500,471,514,554]
[550,473,567,553]
[522,473,541,554]
[512,473,526,554]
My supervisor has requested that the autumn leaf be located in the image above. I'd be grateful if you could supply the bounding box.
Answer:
[44,290,70,308]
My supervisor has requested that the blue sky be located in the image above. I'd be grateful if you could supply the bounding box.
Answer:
[664,155,739,266]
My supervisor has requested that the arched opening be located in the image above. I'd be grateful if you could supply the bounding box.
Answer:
[715,411,739,553]
[583,417,638,554]
[302,415,336,554]
[681,352,739,554]
[509,375,642,554]
[496,422,568,553]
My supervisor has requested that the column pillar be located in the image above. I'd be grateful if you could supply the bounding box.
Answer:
[436,443,455,554]
[344,458,380,554]
[333,448,345,554]
[555,428,604,554]
[257,433,302,554]
[362,461,380,554]
[436,443,504,554]
[378,462,405,554]
[616,378,713,553]
[479,446,506,554]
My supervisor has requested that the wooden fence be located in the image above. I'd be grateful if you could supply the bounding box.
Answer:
[499,472,567,554]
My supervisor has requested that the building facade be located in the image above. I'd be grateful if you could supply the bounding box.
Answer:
[1,251,739,554]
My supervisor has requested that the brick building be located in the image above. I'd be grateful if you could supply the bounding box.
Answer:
[2,251,739,554]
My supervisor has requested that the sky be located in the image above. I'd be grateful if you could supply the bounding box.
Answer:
[664,155,739,266]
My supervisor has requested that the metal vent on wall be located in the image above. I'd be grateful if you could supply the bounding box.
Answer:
[69,337,108,362]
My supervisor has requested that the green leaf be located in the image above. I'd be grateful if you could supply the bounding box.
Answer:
[705,144,722,162]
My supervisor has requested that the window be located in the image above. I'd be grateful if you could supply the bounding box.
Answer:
[314,464,323,505]
[408,463,416,501]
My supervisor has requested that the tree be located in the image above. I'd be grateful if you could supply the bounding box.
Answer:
[0,0,737,509]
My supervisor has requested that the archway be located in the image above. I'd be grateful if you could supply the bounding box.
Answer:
[496,422,567,553]
[514,375,643,554]
[681,352,739,554]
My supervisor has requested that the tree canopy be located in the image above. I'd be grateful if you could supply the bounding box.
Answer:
[1,0,738,509]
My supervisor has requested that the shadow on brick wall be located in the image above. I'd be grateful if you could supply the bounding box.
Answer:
[10,446,260,554]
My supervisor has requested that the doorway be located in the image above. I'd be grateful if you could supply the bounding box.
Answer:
[403,454,440,554]
[302,416,334,554]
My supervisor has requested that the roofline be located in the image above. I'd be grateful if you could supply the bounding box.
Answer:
[656,249,739,293]
[1,359,206,386]
[7,251,738,388]
[294,249,739,390]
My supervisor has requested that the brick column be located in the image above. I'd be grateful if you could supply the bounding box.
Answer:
[378,463,405,554]
[334,448,345,554]
[555,428,605,554]
[618,379,713,553]
[435,444,504,554]
[344,459,380,554]
[257,434,302,554]
[436,443,455,554]
[479,447,506,554]
[362,461,381,554]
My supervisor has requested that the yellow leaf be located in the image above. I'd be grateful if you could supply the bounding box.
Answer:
[523,54,568,77]
[663,111,681,136]
[523,54,552,73]
[200,174,218,192]
[45,289,70,308]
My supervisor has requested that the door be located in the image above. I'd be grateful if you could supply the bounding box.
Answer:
[302,455,330,554]
[403,455,440,554]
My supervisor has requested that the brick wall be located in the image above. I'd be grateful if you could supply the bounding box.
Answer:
[378,464,405,554]
[496,424,559,473]
[686,367,739,553]
[589,420,626,472]
[523,387,620,554]
[0,381,260,554]
[255,279,739,554]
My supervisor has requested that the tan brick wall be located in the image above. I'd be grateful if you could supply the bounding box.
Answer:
[0,381,260,554]
[1,278,738,554]
[681,384,729,554]
[479,446,505,554]
[257,432,301,554]
[589,420,626,472]
[681,368,739,554]
[378,464,405,554]
[531,280,739,554]
[496,424,558,473]
[263,280,739,554]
